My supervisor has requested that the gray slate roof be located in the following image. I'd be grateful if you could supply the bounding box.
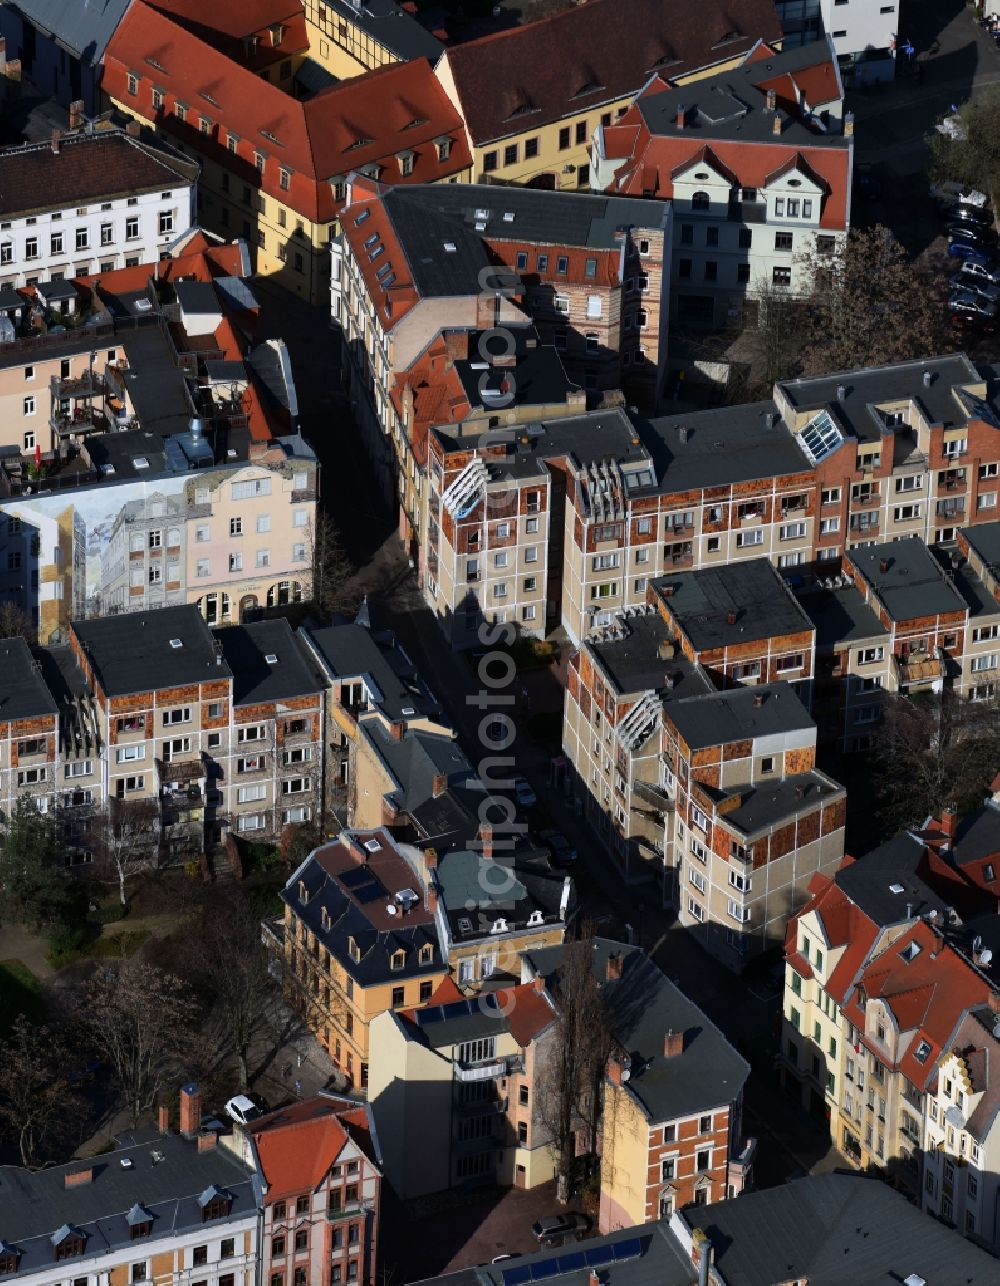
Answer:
[716,771,842,838]
[836,832,951,925]
[435,846,572,940]
[0,635,58,720]
[0,1130,254,1279]
[797,584,886,648]
[683,1171,1000,1284]
[73,605,230,697]
[588,613,712,700]
[6,0,132,62]
[303,622,438,722]
[527,939,749,1123]
[215,619,324,707]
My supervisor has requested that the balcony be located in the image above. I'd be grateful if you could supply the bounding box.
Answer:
[455,1054,524,1082]
[851,491,880,510]
[849,516,880,535]
[894,649,945,692]
[935,503,965,523]
[326,1199,374,1221]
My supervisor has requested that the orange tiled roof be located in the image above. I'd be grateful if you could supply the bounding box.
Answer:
[103,3,470,225]
[251,1097,376,1201]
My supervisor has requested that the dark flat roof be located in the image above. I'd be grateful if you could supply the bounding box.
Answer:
[121,326,195,439]
[73,605,229,697]
[666,682,813,749]
[0,635,58,720]
[215,619,324,707]
[849,538,967,621]
[718,771,842,837]
[684,1171,1000,1285]
[637,400,811,493]
[962,520,1000,574]
[654,559,814,651]
[588,613,711,699]
[797,584,886,649]
[779,353,986,442]
[303,622,437,722]
[953,804,1000,867]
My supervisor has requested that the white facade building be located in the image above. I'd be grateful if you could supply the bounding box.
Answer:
[0,129,198,287]
[820,0,899,84]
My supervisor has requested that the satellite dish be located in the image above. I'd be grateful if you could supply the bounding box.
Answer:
[621,1067,631,1083]
[980,948,993,967]
[386,904,398,916]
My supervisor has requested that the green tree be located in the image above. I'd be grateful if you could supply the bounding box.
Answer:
[0,796,75,932]
[929,86,1000,203]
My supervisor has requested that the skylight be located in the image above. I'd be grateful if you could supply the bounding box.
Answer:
[364,838,382,853]
[169,639,183,649]
[796,408,844,465]
[265,653,278,665]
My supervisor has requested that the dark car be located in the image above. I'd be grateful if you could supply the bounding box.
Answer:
[540,828,577,868]
[947,239,994,265]
[947,203,993,228]
[946,222,994,246]
[951,290,999,332]
[531,1213,591,1245]
[949,271,1000,303]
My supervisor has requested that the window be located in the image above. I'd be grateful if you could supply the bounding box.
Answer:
[736,529,763,547]
[482,151,498,173]
[704,260,718,282]
[773,266,792,287]
[23,395,35,417]
[558,126,571,150]
[504,143,518,166]
[220,1238,235,1258]
[24,237,37,259]
[696,1148,711,1172]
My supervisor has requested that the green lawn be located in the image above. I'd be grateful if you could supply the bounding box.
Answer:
[0,959,45,1035]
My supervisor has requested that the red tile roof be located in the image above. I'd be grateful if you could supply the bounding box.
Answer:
[251,1095,377,1202]
[148,0,306,42]
[390,337,472,467]
[439,0,783,147]
[103,2,470,224]
[494,982,557,1046]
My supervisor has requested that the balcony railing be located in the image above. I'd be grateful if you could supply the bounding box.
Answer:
[455,1054,524,1082]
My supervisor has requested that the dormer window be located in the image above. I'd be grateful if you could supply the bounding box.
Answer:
[419,943,434,964]
[199,1186,231,1222]
[390,949,406,971]
[435,137,452,162]
[130,1221,153,1240]
[321,907,331,932]
[52,1227,85,1262]
[348,936,361,963]
[397,151,415,177]
[271,24,285,45]
[299,879,310,905]
[0,1248,17,1274]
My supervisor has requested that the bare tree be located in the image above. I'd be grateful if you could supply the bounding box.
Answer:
[82,960,197,1129]
[191,890,282,1090]
[308,509,354,616]
[796,226,954,376]
[928,85,1000,204]
[740,282,806,394]
[91,798,159,906]
[0,601,36,644]
[0,1015,83,1165]
[872,690,1000,832]
[535,936,614,1201]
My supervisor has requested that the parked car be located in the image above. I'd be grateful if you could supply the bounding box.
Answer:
[949,272,1000,303]
[950,291,999,332]
[946,223,994,246]
[954,259,1000,284]
[513,775,537,808]
[224,1093,266,1125]
[947,239,994,264]
[932,179,987,207]
[531,1213,591,1246]
[540,828,577,867]
[947,204,994,229]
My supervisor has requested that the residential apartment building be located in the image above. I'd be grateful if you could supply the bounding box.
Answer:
[300,609,446,823]
[369,976,559,1197]
[434,0,784,191]
[334,180,670,484]
[0,0,131,115]
[0,635,60,818]
[274,827,449,1090]
[592,39,852,328]
[0,247,316,639]
[246,1093,383,1286]
[303,0,443,80]
[780,835,1000,1232]
[103,1,472,306]
[521,939,750,1230]
[819,0,899,86]
[0,128,198,287]
[407,353,1000,651]
[0,1085,258,1285]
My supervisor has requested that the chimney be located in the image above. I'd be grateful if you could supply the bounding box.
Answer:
[844,111,855,137]
[432,772,447,798]
[923,369,934,388]
[753,692,765,707]
[607,1056,624,1086]
[532,975,545,994]
[388,720,405,741]
[692,1228,713,1286]
[50,128,60,154]
[678,425,691,444]
[589,1271,600,1286]
[765,88,776,111]
[424,847,438,872]
[606,951,624,981]
[725,608,738,626]
[989,990,1000,1014]
[663,1028,684,1058]
[879,557,890,574]
[125,119,141,138]
[197,1131,218,1153]
[158,1104,170,1134]
[941,805,958,838]
[772,112,782,136]
[179,1082,202,1138]
[427,887,438,914]
[676,103,686,129]
[480,824,494,859]
[64,1167,94,1188]
[69,99,84,130]
[837,383,847,402]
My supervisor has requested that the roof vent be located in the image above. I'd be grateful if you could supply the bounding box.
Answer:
[474,208,489,220]
[169,638,183,649]
[458,916,473,933]
[364,838,382,853]
[836,383,847,401]
[120,1157,134,1169]
[678,425,691,443]
[922,370,933,388]
[265,653,278,665]
[502,211,515,222]
[443,241,457,253]
[903,1276,927,1286]
[133,456,149,469]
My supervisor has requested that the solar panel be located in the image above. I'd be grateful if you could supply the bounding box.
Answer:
[530,1260,560,1280]
[584,1245,615,1268]
[612,1237,643,1262]
[556,1251,585,1273]
[339,867,372,889]
[502,1267,532,1286]
[796,408,844,465]
[354,880,388,904]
